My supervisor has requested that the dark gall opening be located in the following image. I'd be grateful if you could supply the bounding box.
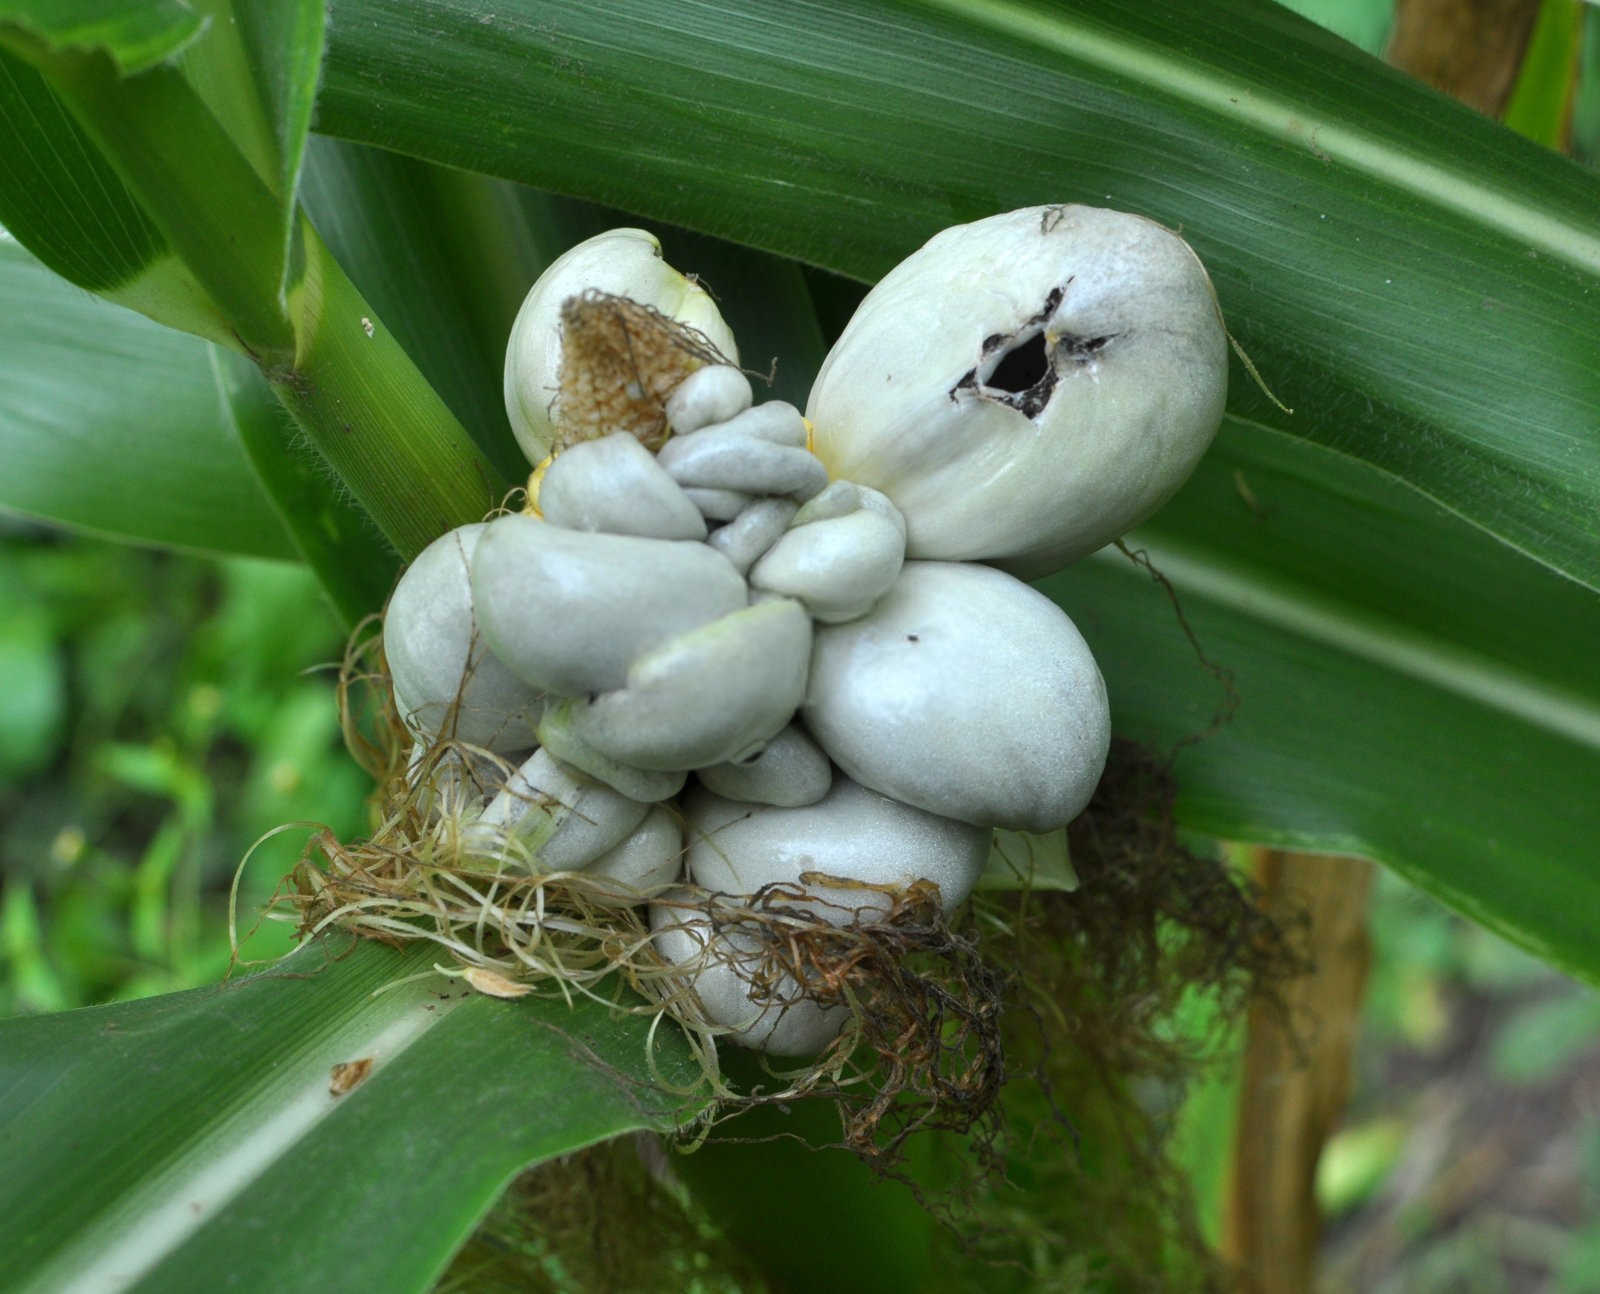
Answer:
[986,331,1050,395]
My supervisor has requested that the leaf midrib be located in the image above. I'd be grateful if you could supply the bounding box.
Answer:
[1098,538,1600,752]
[17,951,463,1294]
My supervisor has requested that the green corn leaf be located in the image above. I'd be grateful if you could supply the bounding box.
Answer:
[1040,417,1600,984]
[0,0,202,74]
[0,940,704,1294]
[175,0,326,305]
[314,0,1600,592]
[1503,0,1583,149]
[0,47,232,343]
[1,0,327,357]
[0,235,293,560]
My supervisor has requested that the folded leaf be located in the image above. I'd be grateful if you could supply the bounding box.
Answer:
[0,940,703,1294]
[0,48,231,342]
[0,236,292,559]
[0,0,202,74]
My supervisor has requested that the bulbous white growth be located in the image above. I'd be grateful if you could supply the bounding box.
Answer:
[657,419,828,500]
[383,524,544,752]
[649,898,848,1055]
[697,723,831,808]
[504,229,738,465]
[463,748,648,871]
[664,364,753,434]
[684,777,992,921]
[803,561,1110,832]
[706,497,799,574]
[538,703,688,805]
[682,401,808,448]
[748,482,906,623]
[682,486,753,522]
[586,805,684,895]
[470,515,747,696]
[536,432,707,540]
[806,205,1227,573]
[560,600,813,771]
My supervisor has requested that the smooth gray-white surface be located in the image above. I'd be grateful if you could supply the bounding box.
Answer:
[471,514,747,696]
[562,600,813,770]
[684,777,991,920]
[383,523,545,752]
[537,433,707,540]
[585,805,685,895]
[706,497,798,574]
[463,748,649,871]
[676,401,807,447]
[788,480,907,534]
[803,560,1110,832]
[649,897,848,1055]
[537,702,689,804]
[664,364,753,434]
[658,430,828,500]
[748,505,905,623]
[682,486,754,522]
[696,724,832,807]
[806,205,1227,572]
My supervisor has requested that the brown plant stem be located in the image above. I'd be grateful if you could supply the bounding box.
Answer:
[1222,849,1374,1294]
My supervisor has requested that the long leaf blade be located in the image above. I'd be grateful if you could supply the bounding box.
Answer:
[1041,417,1600,983]
[315,0,1600,590]
[0,47,231,342]
[176,0,327,306]
[0,941,702,1294]
[0,235,294,560]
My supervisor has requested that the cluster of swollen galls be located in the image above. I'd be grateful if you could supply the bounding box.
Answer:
[384,207,1229,1055]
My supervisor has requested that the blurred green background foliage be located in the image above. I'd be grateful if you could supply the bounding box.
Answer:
[0,520,367,1014]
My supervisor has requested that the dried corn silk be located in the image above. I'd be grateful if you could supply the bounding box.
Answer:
[554,291,729,452]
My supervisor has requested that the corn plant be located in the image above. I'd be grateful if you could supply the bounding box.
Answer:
[1,1,1596,1290]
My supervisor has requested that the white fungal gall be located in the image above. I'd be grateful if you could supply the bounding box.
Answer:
[681,486,755,523]
[538,703,689,804]
[649,898,849,1055]
[560,599,813,771]
[503,228,738,465]
[684,777,992,921]
[585,805,684,896]
[535,432,707,541]
[375,208,1190,1052]
[383,524,544,753]
[470,514,747,696]
[462,748,649,871]
[664,363,753,434]
[788,479,907,536]
[705,497,799,574]
[696,723,832,808]
[806,205,1227,573]
[678,400,808,447]
[657,423,829,500]
[747,484,906,623]
[803,561,1111,833]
